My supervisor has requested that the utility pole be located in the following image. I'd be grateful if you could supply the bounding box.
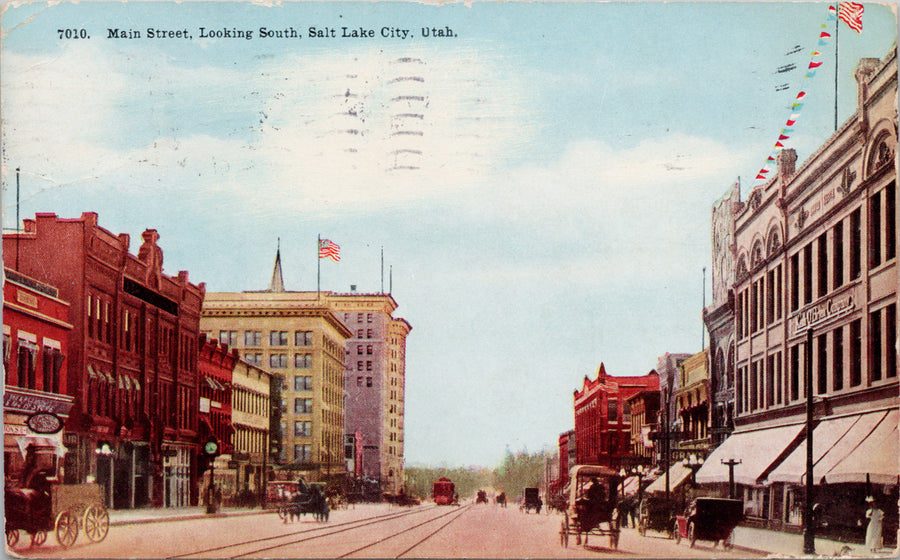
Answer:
[721,458,741,500]
[803,327,816,555]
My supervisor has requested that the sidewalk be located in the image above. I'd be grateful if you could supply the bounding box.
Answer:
[107,506,274,526]
[731,526,897,558]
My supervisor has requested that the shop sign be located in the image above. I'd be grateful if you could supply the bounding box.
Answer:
[4,389,74,416]
[199,397,210,413]
[63,433,78,446]
[27,412,63,434]
[790,289,856,336]
[4,424,29,436]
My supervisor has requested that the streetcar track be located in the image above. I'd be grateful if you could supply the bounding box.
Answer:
[165,505,439,559]
[335,503,473,559]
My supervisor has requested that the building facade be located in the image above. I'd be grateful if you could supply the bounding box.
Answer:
[698,51,897,543]
[625,388,660,462]
[230,356,274,499]
[704,184,740,449]
[329,293,411,494]
[3,268,75,484]
[674,349,710,458]
[3,213,205,509]
[573,364,659,469]
[200,290,351,481]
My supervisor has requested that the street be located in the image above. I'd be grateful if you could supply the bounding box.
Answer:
[9,503,763,559]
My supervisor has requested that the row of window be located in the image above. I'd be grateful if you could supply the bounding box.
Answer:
[737,304,897,414]
[264,353,313,369]
[218,330,315,348]
[3,335,64,394]
[234,426,266,455]
[344,312,375,324]
[233,387,269,417]
[88,295,184,365]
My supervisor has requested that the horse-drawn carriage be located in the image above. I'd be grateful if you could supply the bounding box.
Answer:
[277,482,329,523]
[559,465,621,549]
[520,487,541,513]
[5,470,109,550]
[475,490,489,504]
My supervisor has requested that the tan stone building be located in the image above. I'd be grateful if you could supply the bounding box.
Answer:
[698,50,897,540]
[200,269,351,480]
[231,357,274,497]
[329,293,411,494]
[674,349,710,457]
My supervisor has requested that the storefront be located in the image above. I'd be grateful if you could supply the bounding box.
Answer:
[3,387,74,484]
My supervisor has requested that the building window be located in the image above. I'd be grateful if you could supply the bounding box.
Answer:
[295,331,312,346]
[366,377,372,387]
[269,354,287,369]
[790,253,800,312]
[886,182,896,261]
[366,345,373,355]
[357,345,363,355]
[790,345,800,401]
[608,399,618,422]
[357,313,364,323]
[850,208,861,280]
[886,304,897,379]
[870,309,882,382]
[817,233,828,299]
[244,331,262,346]
[817,334,827,395]
[41,346,64,394]
[17,339,37,390]
[366,361,372,371]
[294,354,312,369]
[245,352,262,366]
[270,331,288,346]
[803,244,813,305]
[833,222,844,291]
[219,330,237,346]
[294,421,312,437]
[366,329,373,339]
[849,319,862,387]
[294,398,313,414]
[294,444,312,462]
[3,335,10,384]
[357,376,362,387]
[833,327,844,392]
[869,192,882,269]
[367,313,373,323]
[294,375,312,391]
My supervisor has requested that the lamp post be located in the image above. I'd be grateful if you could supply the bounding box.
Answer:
[682,454,704,486]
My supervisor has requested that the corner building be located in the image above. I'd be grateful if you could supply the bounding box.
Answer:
[3,213,205,509]
[200,290,351,479]
[698,51,897,544]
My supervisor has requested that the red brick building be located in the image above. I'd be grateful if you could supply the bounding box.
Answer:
[3,268,75,482]
[198,335,236,453]
[573,364,659,469]
[3,213,205,509]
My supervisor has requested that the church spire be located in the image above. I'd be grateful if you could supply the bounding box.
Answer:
[269,238,285,292]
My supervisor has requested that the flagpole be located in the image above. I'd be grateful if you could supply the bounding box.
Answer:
[317,234,321,300]
[381,246,384,294]
[835,1,839,131]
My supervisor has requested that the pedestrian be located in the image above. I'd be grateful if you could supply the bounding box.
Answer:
[865,496,883,552]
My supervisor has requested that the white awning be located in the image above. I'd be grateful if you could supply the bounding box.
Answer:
[821,409,898,485]
[695,423,805,486]
[16,434,67,457]
[645,462,692,494]
[767,411,885,485]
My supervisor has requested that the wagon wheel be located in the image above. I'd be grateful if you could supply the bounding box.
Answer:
[31,530,47,547]
[55,511,78,549]
[673,520,681,544]
[83,505,110,542]
[722,530,734,550]
[277,505,288,522]
[6,527,19,548]
[688,521,697,548]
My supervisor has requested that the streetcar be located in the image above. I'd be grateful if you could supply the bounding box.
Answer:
[432,477,457,505]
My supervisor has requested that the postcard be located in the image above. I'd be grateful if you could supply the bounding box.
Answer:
[1,1,897,558]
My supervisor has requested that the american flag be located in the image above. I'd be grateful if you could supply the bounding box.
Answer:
[318,238,341,262]
[838,2,864,33]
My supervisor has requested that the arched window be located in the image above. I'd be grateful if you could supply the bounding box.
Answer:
[767,227,781,256]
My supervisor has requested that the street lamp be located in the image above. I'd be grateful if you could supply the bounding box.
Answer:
[682,454,704,486]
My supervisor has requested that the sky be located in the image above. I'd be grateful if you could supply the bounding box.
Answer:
[1,0,897,468]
